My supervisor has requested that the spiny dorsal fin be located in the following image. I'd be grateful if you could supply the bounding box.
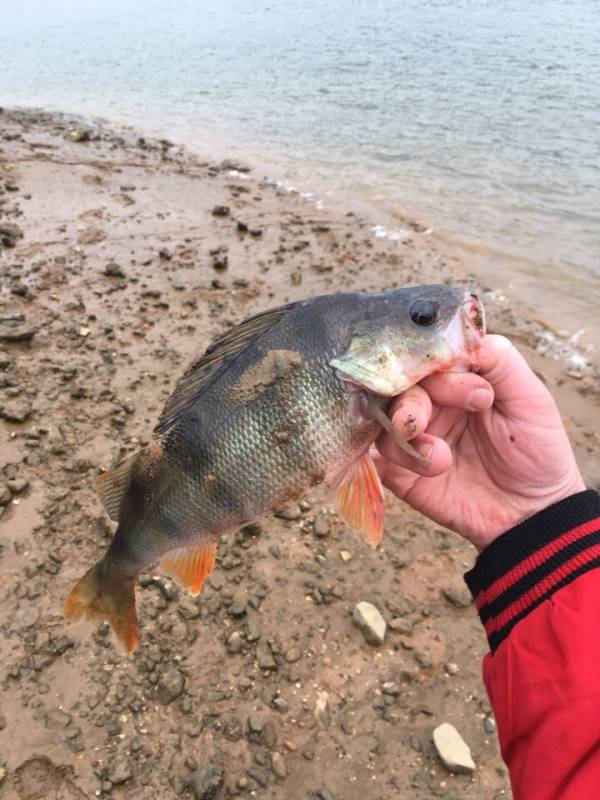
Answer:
[331,452,385,546]
[154,301,298,434]
[160,541,217,596]
[96,451,138,521]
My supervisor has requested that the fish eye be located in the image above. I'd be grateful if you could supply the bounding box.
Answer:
[409,299,438,326]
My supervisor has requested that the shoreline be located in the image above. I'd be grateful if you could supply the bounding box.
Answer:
[0,106,598,799]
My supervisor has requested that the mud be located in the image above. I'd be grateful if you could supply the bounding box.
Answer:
[0,107,598,800]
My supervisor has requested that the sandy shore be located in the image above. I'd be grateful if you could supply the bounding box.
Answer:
[0,107,598,800]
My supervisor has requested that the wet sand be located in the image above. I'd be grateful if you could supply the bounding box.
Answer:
[0,107,598,800]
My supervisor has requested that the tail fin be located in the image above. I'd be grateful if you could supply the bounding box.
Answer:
[64,559,138,652]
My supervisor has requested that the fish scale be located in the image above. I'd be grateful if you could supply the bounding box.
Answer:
[64,285,485,651]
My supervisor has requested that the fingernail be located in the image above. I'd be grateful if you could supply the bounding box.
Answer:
[469,388,493,410]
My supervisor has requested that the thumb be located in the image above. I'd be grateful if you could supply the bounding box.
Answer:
[478,335,550,411]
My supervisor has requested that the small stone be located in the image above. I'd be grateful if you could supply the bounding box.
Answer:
[270,752,287,779]
[188,766,223,799]
[0,400,32,422]
[262,720,278,749]
[284,647,301,663]
[314,690,331,728]
[14,606,40,629]
[0,223,24,248]
[272,697,288,713]
[256,645,277,670]
[108,758,132,785]
[313,513,330,537]
[445,662,460,675]
[7,478,28,494]
[484,716,496,734]
[433,722,476,775]
[68,128,90,143]
[247,767,268,787]
[104,262,126,278]
[0,485,11,506]
[276,504,302,520]
[247,715,264,734]
[352,601,386,646]
[316,788,335,800]
[442,583,472,609]
[339,550,352,562]
[156,667,185,704]
[212,205,230,217]
[226,631,243,654]
[382,681,400,696]
[220,159,250,173]
[388,617,414,635]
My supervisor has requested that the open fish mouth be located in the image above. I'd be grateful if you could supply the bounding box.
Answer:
[449,290,487,372]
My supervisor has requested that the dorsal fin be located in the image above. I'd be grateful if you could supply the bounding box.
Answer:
[96,451,138,521]
[154,301,298,434]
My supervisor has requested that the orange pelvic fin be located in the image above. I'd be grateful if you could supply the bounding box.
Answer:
[160,541,217,596]
[333,451,385,547]
[64,560,138,652]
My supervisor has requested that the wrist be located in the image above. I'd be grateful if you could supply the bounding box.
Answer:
[464,489,600,652]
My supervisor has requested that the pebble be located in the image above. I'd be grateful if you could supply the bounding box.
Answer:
[247,715,264,734]
[284,647,301,663]
[108,758,132,785]
[212,205,231,217]
[156,667,185,704]
[484,716,497,734]
[272,697,288,713]
[0,485,11,506]
[104,261,126,278]
[270,752,287,779]
[276,504,302,520]
[188,765,223,800]
[313,513,330,536]
[247,767,268,787]
[433,722,476,775]
[442,583,472,609]
[256,645,277,670]
[382,681,400,696]
[7,478,28,493]
[0,399,32,422]
[316,788,336,800]
[14,606,40,629]
[352,601,386,646]
[262,720,278,749]
[226,631,243,654]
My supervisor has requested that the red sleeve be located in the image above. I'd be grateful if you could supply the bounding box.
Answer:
[464,490,600,800]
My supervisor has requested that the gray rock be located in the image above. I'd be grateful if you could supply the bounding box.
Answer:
[226,631,243,654]
[0,485,11,506]
[352,601,386,646]
[270,752,287,779]
[156,667,185,704]
[247,767,268,787]
[212,205,230,217]
[442,583,472,609]
[276,504,302,520]
[14,606,40,629]
[7,478,28,494]
[316,788,336,800]
[313,513,330,536]
[433,722,476,774]
[484,716,496,734]
[247,715,264,734]
[256,645,277,670]
[262,720,278,749]
[104,261,126,278]
[0,223,24,248]
[0,400,32,422]
[188,765,223,799]
[108,757,132,784]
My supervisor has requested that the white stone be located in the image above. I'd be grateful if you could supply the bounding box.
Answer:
[352,601,386,646]
[433,723,476,774]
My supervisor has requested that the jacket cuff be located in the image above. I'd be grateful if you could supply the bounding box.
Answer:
[464,490,600,653]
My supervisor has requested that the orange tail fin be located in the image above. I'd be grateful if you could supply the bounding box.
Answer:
[64,560,138,652]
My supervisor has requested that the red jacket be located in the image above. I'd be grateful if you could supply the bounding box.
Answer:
[465,490,600,799]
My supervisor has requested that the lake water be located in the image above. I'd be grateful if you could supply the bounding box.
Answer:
[1,0,599,340]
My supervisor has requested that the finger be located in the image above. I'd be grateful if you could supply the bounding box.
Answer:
[419,371,494,412]
[386,384,433,440]
[374,433,452,476]
[477,334,550,408]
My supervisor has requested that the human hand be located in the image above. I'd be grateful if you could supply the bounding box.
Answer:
[373,334,585,550]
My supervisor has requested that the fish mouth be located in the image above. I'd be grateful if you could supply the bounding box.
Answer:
[448,291,486,372]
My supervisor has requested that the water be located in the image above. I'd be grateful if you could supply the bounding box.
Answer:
[1,0,599,336]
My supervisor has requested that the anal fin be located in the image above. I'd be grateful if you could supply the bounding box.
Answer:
[160,541,217,596]
[332,452,385,547]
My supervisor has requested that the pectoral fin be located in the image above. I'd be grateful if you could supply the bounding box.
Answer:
[160,541,217,596]
[332,452,385,547]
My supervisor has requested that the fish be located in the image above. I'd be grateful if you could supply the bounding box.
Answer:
[64,284,485,651]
